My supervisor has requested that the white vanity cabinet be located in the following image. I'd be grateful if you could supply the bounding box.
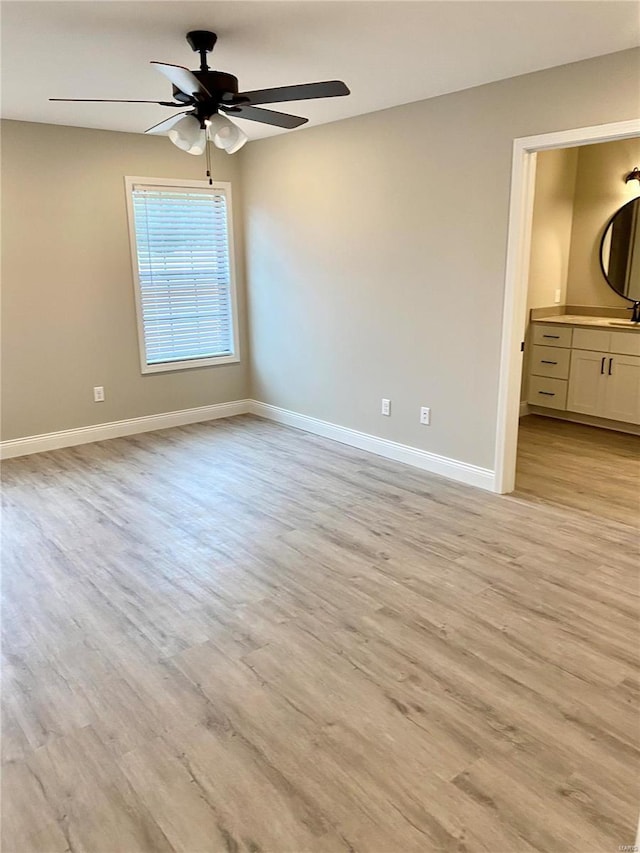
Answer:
[604,355,640,423]
[567,350,640,423]
[566,349,606,416]
[528,321,640,426]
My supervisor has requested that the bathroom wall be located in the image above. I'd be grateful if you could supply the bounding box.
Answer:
[566,136,640,308]
[527,137,640,317]
[527,147,579,313]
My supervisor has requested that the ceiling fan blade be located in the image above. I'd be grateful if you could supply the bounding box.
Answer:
[144,111,193,135]
[150,62,210,98]
[236,81,350,106]
[49,98,183,106]
[222,105,308,129]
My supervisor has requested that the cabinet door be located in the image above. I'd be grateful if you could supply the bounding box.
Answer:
[567,350,607,415]
[603,355,640,424]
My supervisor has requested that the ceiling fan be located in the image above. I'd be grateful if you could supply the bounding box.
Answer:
[50,30,350,157]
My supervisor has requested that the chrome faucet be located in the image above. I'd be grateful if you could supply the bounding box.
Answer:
[630,301,640,323]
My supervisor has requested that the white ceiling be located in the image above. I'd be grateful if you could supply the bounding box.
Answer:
[2,1,639,141]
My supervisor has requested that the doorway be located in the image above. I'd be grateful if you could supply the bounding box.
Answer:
[494,118,640,496]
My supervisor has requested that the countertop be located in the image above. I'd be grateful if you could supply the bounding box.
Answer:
[534,314,639,332]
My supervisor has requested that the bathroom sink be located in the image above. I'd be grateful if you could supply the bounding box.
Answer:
[607,320,640,328]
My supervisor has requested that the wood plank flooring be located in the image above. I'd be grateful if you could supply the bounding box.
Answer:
[516,414,640,527]
[2,414,639,852]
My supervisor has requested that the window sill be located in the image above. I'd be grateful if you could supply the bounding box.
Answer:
[141,354,240,374]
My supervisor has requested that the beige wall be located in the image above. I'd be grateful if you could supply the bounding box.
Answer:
[1,120,249,440]
[566,136,640,308]
[242,49,640,470]
[527,147,578,312]
[3,50,640,465]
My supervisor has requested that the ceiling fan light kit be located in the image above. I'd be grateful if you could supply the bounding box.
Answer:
[206,114,248,154]
[168,114,206,155]
[50,28,350,178]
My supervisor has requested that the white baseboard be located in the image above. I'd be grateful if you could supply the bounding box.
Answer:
[2,397,495,492]
[0,399,251,460]
[248,400,495,492]
[519,401,530,417]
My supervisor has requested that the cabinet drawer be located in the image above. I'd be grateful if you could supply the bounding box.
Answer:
[610,331,640,356]
[572,327,610,352]
[528,376,568,410]
[530,345,570,379]
[532,324,572,348]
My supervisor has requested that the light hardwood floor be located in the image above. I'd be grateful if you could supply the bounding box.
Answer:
[516,414,640,527]
[2,415,639,853]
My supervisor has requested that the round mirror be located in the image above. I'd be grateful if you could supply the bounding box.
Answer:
[600,197,640,302]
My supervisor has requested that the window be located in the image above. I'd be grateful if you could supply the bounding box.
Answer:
[125,177,239,373]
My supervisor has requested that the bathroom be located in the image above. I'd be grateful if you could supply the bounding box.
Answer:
[517,136,640,523]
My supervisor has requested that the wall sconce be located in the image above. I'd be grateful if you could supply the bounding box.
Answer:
[624,166,640,192]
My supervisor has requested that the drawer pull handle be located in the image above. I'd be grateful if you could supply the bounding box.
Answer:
[540,360,557,365]
[608,357,613,375]
[601,357,605,374]
[538,391,555,396]
[542,334,560,339]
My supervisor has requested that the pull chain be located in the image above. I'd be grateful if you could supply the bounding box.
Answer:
[205,130,213,186]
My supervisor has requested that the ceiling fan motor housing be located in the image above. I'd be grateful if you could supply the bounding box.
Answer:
[197,71,239,96]
[171,70,241,120]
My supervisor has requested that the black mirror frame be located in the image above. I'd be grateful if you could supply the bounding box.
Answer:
[599,196,639,304]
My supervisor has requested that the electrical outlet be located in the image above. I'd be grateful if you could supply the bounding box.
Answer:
[381,398,391,416]
[420,406,430,425]
[554,289,562,304]
[93,386,105,402]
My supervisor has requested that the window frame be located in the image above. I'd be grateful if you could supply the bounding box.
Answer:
[124,176,241,374]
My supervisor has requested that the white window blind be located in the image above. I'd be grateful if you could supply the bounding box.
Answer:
[129,182,236,370]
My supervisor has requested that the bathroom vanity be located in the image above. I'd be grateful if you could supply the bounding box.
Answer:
[528,315,640,426]
[526,191,640,429]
